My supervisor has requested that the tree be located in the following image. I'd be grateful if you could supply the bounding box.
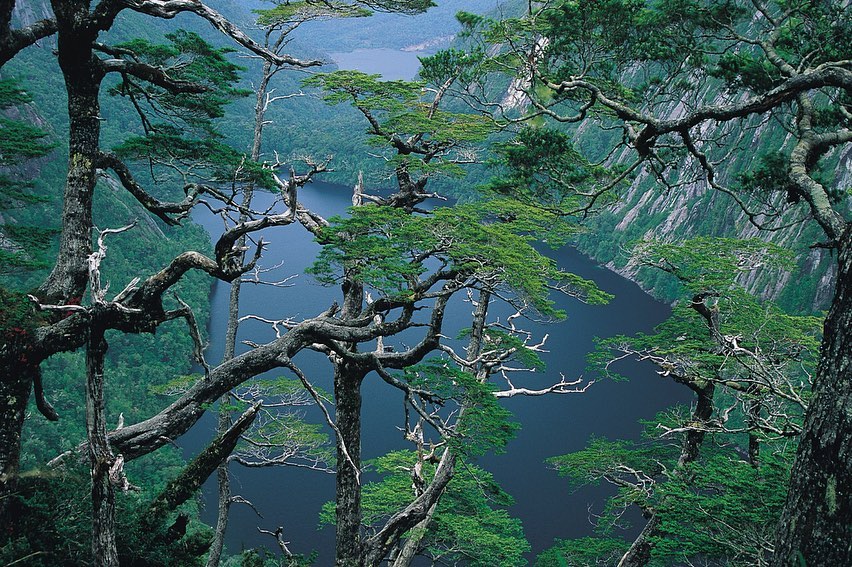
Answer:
[292,63,609,564]
[331,451,530,566]
[0,1,322,564]
[545,237,820,566]
[0,2,604,565]
[458,1,851,563]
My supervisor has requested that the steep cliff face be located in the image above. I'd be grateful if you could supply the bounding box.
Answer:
[575,115,849,313]
[11,0,51,28]
[477,0,849,315]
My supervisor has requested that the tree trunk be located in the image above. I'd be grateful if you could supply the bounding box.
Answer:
[205,451,231,567]
[1,1,103,521]
[208,58,269,564]
[772,234,852,566]
[390,501,438,567]
[0,358,37,523]
[206,273,242,567]
[148,402,260,522]
[619,383,714,567]
[617,515,660,567]
[334,360,366,567]
[40,2,102,302]
[87,318,119,567]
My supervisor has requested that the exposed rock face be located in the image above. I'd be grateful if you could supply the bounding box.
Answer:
[575,89,851,313]
[12,0,52,29]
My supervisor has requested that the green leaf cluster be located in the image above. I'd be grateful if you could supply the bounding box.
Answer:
[107,31,262,185]
[309,200,604,315]
[304,70,494,178]
[325,450,529,565]
[111,30,249,125]
[460,326,547,371]
[404,359,520,456]
[649,450,791,564]
[543,429,795,565]
[486,126,622,214]
[113,125,274,187]
[254,1,372,25]
[0,78,58,272]
[631,237,794,294]
[536,537,629,567]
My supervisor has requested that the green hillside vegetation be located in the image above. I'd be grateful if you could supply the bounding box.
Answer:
[0,1,850,566]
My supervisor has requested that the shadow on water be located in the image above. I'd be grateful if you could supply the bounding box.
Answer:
[181,181,692,562]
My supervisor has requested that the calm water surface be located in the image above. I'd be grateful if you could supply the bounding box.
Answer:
[330,48,427,80]
[185,183,691,562]
[182,38,691,563]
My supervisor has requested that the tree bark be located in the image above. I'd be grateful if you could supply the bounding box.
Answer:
[334,360,367,567]
[87,317,119,567]
[0,358,37,523]
[772,233,852,566]
[39,1,103,302]
[208,52,270,565]
[389,500,438,567]
[148,401,260,523]
[619,291,719,567]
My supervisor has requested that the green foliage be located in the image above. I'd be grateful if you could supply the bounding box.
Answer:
[485,126,624,213]
[737,153,799,202]
[254,1,372,24]
[308,200,606,315]
[113,125,274,187]
[148,373,202,396]
[0,460,213,567]
[460,326,547,371]
[417,48,485,88]
[536,537,629,566]
[325,450,529,565]
[404,359,520,456]
[240,410,333,466]
[650,450,791,564]
[304,69,493,179]
[711,51,784,92]
[548,435,677,520]
[0,115,55,166]
[112,30,249,124]
[545,429,795,565]
[0,78,59,272]
[548,236,820,564]
[108,30,266,185]
[226,548,317,567]
[591,238,820,394]
[630,237,795,294]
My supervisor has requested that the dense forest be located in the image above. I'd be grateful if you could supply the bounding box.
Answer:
[0,1,850,566]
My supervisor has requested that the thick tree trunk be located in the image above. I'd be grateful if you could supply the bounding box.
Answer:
[0,358,36,523]
[87,319,119,567]
[2,2,102,521]
[40,2,103,301]
[772,234,852,566]
[334,361,366,567]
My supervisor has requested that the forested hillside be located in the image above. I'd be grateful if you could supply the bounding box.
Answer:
[0,1,850,567]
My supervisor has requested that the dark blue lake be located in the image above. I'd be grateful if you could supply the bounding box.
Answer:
[185,182,690,563]
[184,15,691,561]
